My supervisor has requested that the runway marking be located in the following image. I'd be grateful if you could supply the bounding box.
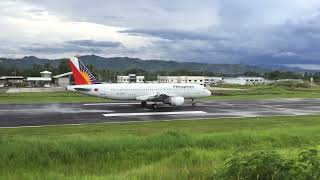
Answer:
[0,108,114,113]
[83,103,139,106]
[102,111,207,117]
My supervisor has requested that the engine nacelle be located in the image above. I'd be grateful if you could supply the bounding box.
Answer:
[169,96,185,106]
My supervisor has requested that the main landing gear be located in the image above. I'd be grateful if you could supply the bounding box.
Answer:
[192,99,197,107]
[141,101,158,109]
[141,101,147,107]
[142,100,196,109]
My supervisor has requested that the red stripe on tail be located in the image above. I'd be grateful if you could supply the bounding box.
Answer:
[68,60,89,85]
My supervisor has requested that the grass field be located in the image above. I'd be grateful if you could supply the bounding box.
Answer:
[1,115,320,179]
[206,83,320,100]
[0,83,320,104]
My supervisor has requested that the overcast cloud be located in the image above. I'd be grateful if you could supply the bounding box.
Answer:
[0,0,320,67]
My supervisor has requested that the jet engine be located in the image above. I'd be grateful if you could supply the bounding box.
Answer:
[169,96,185,106]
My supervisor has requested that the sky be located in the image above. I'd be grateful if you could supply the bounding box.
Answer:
[0,0,320,68]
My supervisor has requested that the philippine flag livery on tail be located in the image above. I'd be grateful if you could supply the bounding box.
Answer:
[68,57,101,85]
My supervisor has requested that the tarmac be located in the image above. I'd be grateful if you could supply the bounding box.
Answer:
[1,98,320,127]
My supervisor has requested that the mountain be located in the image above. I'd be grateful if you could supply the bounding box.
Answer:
[0,54,289,74]
[0,56,60,69]
[239,54,320,72]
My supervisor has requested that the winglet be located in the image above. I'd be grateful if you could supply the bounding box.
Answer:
[68,56,101,85]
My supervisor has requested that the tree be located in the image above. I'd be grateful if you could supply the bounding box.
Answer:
[244,71,261,77]
[58,59,70,74]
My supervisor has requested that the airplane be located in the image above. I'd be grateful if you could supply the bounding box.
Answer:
[66,56,211,109]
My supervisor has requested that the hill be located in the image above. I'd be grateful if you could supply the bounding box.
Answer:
[0,55,270,74]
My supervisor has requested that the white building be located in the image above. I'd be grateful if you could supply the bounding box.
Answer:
[223,77,265,85]
[157,76,205,86]
[204,77,223,86]
[53,72,73,88]
[26,70,52,87]
[117,74,145,83]
[157,76,265,86]
[40,70,52,78]
[0,76,24,87]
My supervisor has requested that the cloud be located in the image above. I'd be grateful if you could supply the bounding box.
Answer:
[22,0,220,29]
[66,40,122,48]
[286,64,320,70]
[0,0,320,65]
[120,29,231,42]
[20,43,103,54]
[272,52,298,58]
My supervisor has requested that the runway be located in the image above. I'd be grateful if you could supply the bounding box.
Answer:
[1,98,320,127]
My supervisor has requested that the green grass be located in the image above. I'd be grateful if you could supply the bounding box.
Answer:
[0,92,109,104]
[1,115,320,179]
[205,84,320,100]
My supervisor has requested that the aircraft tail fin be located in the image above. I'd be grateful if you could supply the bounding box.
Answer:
[68,56,101,85]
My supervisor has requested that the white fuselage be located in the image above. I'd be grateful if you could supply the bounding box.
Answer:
[67,83,211,100]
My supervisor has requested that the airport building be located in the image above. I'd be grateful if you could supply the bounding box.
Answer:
[26,70,52,87]
[223,77,265,85]
[157,76,265,86]
[53,72,73,88]
[0,76,24,87]
[157,76,206,86]
[205,77,223,86]
[1,71,73,89]
[117,74,145,83]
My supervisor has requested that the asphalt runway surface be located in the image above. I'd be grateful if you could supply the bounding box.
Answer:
[1,98,320,127]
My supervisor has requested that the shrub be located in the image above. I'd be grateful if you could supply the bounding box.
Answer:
[275,81,312,89]
[213,148,320,180]
[298,148,320,179]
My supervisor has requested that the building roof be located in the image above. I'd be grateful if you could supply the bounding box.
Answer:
[0,76,24,80]
[40,70,52,74]
[53,72,72,78]
[26,77,52,81]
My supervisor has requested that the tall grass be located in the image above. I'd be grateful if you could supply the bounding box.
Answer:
[1,115,320,179]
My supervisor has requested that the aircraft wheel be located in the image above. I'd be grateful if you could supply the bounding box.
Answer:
[141,101,147,107]
[152,104,158,109]
[192,99,196,106]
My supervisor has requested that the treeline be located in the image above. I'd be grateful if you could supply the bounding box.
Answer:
[1,60,319,83]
